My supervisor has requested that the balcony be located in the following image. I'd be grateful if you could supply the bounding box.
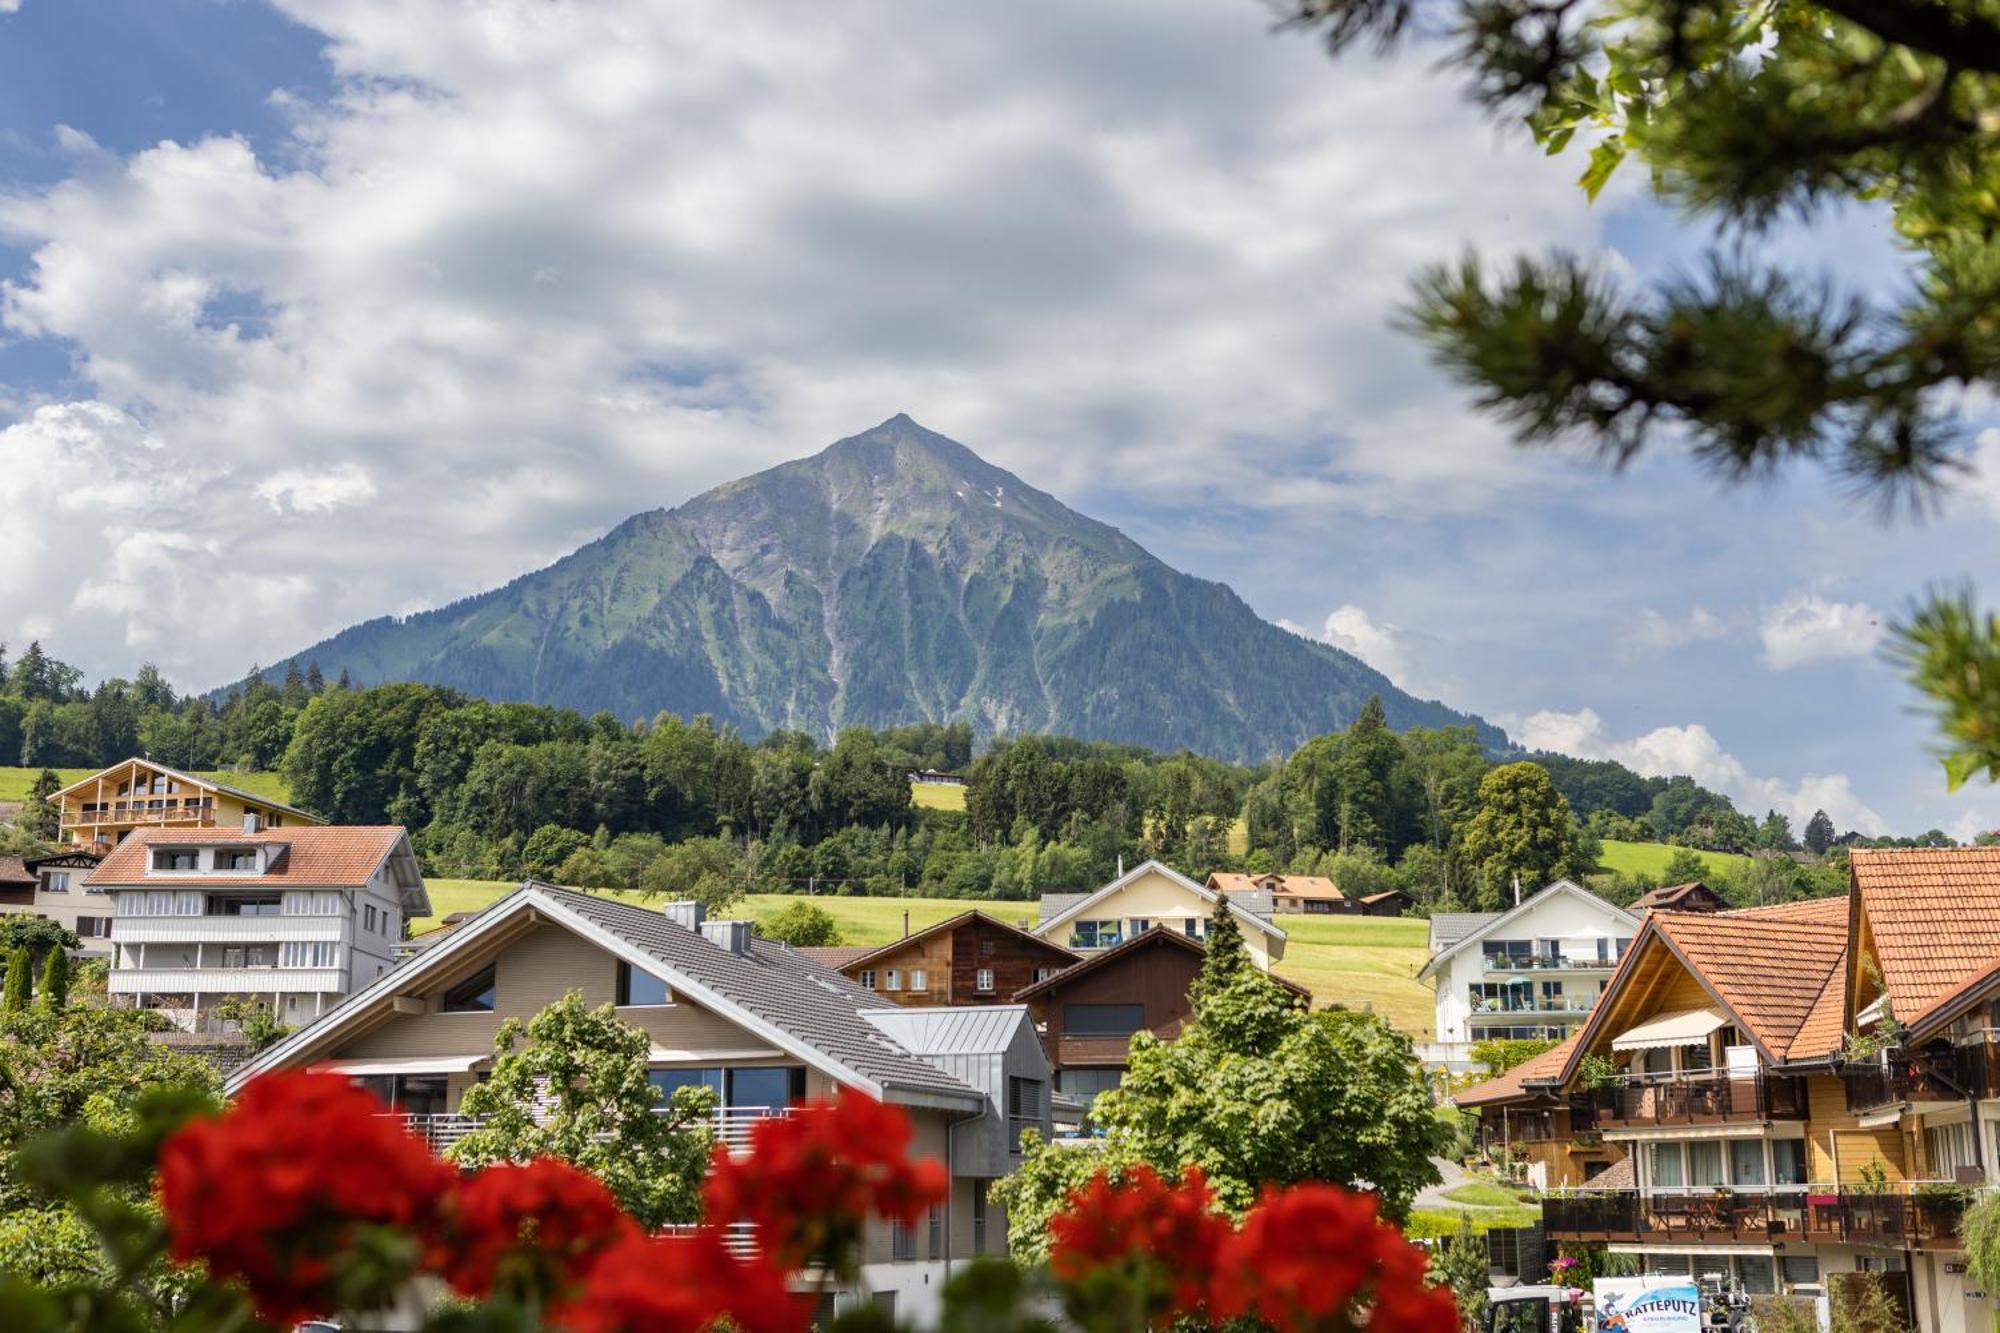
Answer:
[397,1105,791,1157]
[63,798,219,829]
[1481,954,1617,974]
[1468,995,1597,1017]
[1544,1185,1971,1250]
[108,967,348,995]
[114,915,347,944]
[1576,1069,1807,1129]
[1844,1043,1998,1115]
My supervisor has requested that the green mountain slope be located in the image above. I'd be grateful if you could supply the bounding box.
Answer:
[261,415,1504,760]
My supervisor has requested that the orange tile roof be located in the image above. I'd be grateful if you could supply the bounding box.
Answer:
[87,825,412,887]
[1581,1156,1635,1191]
[1651,905,1847,1060]
[1905,950,2000,1038]
[1787,947,1852,1061]
[1209,873,1345,901]
[1454,1032,1580,1107]
[1723,895,1849,925]
[1851,847,2000,1022]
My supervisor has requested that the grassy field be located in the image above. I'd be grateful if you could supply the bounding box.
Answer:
[910,782,966,811]
[0,766,294,804]
[1596,838,1750,879]
[412,880,1436,1033]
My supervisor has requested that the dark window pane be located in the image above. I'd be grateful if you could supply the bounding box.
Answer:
[650,1068,723,1103]
[1063,1003,1145,1036]
[728,1067,794,1110]
[441,964,497,1013]
[617,961,671,1006]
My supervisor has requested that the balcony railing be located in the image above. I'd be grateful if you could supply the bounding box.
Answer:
[1481,955,1617,974]
[394,1106,790,1156]
[1544,1185,1971,1250]
[1468,996,1596,1015]
[659,1222,759,1260]
[1844,1043,1999,1114]
[1574,1070,1808,1128]
[63,798,218,827]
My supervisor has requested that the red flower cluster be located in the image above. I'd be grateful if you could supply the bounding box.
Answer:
[1050,1169,1460,1333]
[1213,1184,1460,1333]
[703,1088,949,1271]
[552,1229,808,1333]
[1050,1165,1229,1321]
[436,1159,639,1304]
[158,1071,457,1326]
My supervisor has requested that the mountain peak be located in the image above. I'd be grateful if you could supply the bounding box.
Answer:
[253,420,1504,759]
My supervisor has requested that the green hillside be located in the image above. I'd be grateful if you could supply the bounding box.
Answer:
[413,880,1434,1034]
[910,782,966,811]
[1596,838,1750,879]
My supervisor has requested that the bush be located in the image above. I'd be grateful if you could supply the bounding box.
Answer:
[754,902,843,948]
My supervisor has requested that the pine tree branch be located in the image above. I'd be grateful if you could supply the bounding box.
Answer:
[1812,0,2000,73]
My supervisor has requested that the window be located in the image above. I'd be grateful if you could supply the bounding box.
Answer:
[891,1219,915,1262]
[1064,1003,1145,1036]
[75,916,109,938]
[649,1066,805,1111]
[1730,1139,1767,1187]
[217,849,258,871]
[859,969,876,990]
[910,969,927,992]
[280,941,337,968]
[1057,1067,1122,1122]
[284,891,342,916]
[617,961,671,1006]
[441,964,497,1013]
[980,939,995,955]
[41,871,69,894]
[152,849,198,872]
[1736,1255,1776,1295]
[1781,1256,1821,1287]
[1689,1141,1726,1188]
[1033,967,1055,983]
[208,895,281,917]
[885,970,902,991]
[1072,920,1122,950]
[1927,1121,1977,1179]
[972,1180,989,1254]
[1773,1138,1808,1186]
[976,968,995,993]
[1008,1077,1043,1151]
[363,904,378,933]
[927,1204,943,1260]
[1129,917,1152,935]
[1649,1141,1685,1188]
[1181,917,1202,939]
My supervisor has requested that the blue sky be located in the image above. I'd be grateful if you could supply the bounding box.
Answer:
[1,0,1995,839]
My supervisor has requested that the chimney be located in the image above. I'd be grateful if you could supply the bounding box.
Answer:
[700,919,754,957]
[903,910,910,939]
[660,900,707,933]
[242,811,262,834]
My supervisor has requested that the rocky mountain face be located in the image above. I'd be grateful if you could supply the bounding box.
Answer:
[264,415,1502,760]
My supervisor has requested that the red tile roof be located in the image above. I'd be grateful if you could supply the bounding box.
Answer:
[88,825,412,887]
[1650,904,1848,1060]
[1208,873,1345,901]
[0,856,35,888]
[1454,1032,1581,1107]
[1851,847,2000,1022]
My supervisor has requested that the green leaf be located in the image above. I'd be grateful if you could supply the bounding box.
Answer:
[1943,750,1986,792]
[1579,139,1627,202]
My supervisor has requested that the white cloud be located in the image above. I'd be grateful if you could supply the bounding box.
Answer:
[1965,426,2000,521]
[1511,705,1886,834]
[1282,604,1416,691]
[1625,606,1726,651]
[0,0,1608,688]
[256,464,379,514]
[1759,591,1887,669]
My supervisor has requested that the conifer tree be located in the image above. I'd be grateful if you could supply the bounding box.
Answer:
[3,948,33,1012]
[19,768,61,842]
[38,947,67,1012]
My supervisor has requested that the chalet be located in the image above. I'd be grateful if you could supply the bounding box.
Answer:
[0,856,37,910]
[27,848,111,956]
[1355,888,1414,917]
[807,911,1078,1008]
[1036,860,1286,969]
[1208,872,1347,915]
[51,758,322,849]
[229,885,1056,1321]
[1014,926,1310,1125]
[1630,881,1729,914]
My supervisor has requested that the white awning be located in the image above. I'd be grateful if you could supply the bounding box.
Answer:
[1611,1008,1727,1052]
[648,1046,783,1064]
[308,1054,487,1077]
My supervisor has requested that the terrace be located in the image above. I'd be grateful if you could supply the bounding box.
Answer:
[1575,1069,1808,1129]
[1843,1041,2000,1115]
[1544,1185,1971,1250]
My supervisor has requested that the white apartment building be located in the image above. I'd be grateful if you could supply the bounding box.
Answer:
[1421,879,1639,1054]
[94,821,429,1033]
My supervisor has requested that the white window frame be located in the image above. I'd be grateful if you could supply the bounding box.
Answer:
[976,968,995,992]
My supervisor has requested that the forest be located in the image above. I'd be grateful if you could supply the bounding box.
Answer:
[0,641,1959,911]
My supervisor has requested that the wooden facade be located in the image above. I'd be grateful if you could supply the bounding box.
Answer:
[51,758,322,849]
[834,912,1078,1008]
[1021,928,1206,1073]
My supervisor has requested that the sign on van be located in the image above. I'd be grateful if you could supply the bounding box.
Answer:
[1594,1277,1704,1333]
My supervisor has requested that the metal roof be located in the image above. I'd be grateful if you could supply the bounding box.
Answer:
[860,1005,1032,1057]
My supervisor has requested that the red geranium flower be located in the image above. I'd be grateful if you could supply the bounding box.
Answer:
[435,1159,640,1304]
[554,1228,809,1333]
[1212,1182,1457,1333]
[702,1088,947,1273]
[1049,1165,1229,1323]
[157,1071,456,1326]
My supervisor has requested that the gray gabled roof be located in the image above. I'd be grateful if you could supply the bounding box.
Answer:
[230,883,984,1108]
[1429,912,1501,953]
[536,887,981,1103]
[1041,886,1277,924]
[1039,893,1089,924]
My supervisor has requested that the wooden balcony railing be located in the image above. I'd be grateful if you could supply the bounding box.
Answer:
[1544,1186,1971,1250]
[62,798,218,827]
[1574,1070,1807,1128]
